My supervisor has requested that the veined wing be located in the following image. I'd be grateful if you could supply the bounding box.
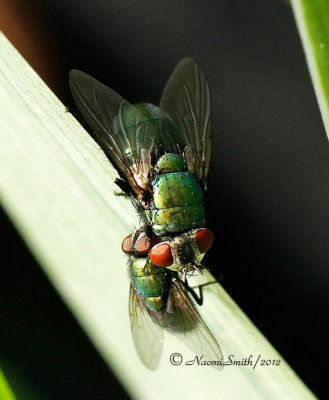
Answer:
[69,70,141,195]
[164,278,223,370]
[70,70,181,197]
[160,58,212,189]
[129,285,164,370]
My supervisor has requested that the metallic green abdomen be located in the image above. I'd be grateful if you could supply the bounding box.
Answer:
[129,257,167,311]
[151,171,204,234]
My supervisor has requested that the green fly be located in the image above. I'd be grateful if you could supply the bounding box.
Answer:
[124,229,223,370]
[69,58,213,280]
[69,58,223,368]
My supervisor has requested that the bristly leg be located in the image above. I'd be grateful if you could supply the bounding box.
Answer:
[183,280,217,306]
[181,263,204,283]
[114,191,130,197]
[115,178,132,196]
[130,195,152,230]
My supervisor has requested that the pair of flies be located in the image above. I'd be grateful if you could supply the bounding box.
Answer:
[69,58,223,370]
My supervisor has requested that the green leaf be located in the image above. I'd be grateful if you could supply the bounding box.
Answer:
[0,359,47,400]
[0,32,316,399]
[292,0,329,139]
[0,368,17,400]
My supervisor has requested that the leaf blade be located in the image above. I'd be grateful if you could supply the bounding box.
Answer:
[292,0,329,139]
[0,32,316,400]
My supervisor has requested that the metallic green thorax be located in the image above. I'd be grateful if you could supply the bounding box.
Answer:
[129,257,167,311]
[149,154,205,235]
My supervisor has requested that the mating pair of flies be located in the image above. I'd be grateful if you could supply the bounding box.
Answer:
[69,57,224,370]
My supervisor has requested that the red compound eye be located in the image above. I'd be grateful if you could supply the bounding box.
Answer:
[122,233,151,255]
[122,234,133,254]
[195,229,214,254]
[135,234,151,255]
[149,243,173,267]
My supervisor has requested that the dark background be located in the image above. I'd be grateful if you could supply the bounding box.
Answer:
[1,0,328,399]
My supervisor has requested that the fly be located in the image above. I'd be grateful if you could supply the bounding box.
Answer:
[69,58,213,278]
[125,229,223,370]
[69,58,223,369]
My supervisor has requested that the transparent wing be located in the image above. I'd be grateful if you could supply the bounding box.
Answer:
[129,285,164,370]
[160,58,212,189]
[164,278,223,370]
[69,70,144,195]
[70,70,182,197]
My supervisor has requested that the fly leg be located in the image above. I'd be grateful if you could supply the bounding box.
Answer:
[122,225,153,258]
[114,191,129,197]
[114,178,131,197]
[183,280,217,306]
[181,264,204,283]
[181,268,188,283]
[142,256,153,273]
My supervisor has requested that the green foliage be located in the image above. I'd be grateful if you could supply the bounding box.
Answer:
[292,0,329,139]
[0,28,318,400]
[0,369,16,400]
